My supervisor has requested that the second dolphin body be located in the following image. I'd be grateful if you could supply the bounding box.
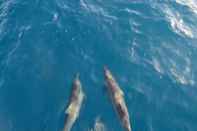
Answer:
[104,67,132,131]
[63,74,85,131]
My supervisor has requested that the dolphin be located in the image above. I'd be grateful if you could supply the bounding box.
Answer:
[63,74,85,131]
[104,67,132,131]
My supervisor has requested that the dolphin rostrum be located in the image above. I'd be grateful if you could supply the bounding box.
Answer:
[63,74,85,131]
[104,67,132,131]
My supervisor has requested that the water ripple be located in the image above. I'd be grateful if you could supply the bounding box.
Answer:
[175,0,197,15]
[80,0,117,20]
[164,6,194,38]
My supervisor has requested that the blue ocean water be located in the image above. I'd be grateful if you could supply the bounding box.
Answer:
[0,0,197,131]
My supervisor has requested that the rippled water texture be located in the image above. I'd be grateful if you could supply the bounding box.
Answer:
[0,0,197,131]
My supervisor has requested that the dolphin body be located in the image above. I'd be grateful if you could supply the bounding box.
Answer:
[63,74,85,131]
[104,67,132,131]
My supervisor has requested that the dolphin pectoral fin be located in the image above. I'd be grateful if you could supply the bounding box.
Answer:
[82,93,87,102]
[65,103,75,114]
[119,89,124,96]
[80,95,86,113]
[65,106,70,114]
